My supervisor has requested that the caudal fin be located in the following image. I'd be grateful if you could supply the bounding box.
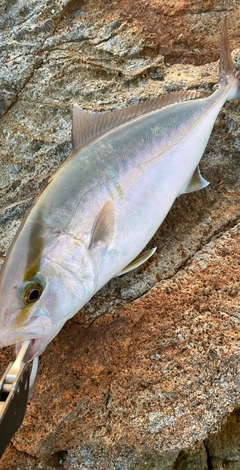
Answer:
[219,18,240,100]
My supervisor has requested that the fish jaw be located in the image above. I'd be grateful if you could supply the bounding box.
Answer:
[14,315,56,362]
[15,339,47,362]
[0,307,53,350]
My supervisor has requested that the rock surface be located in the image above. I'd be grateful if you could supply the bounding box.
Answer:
[0,0,240,469]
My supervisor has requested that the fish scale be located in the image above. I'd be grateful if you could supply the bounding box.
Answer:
[0,19,239,361]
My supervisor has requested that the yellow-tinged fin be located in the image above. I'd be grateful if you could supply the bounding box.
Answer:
[219,17,235,85]
[72,90,206,150]
[218,18,240,99]
[181,166,209,195]
[118,247,157,276]
[90,201,115,249]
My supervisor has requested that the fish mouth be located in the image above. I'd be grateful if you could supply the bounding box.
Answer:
[0,308,53,358]
[15,338,37,361]
[13,308,52,338]
[15,338,34,355]
[0,329,39,353]
[16,336,49,361]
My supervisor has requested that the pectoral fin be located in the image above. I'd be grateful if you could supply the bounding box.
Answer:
[181,166,209,194]
[118,247,157,276]
[90,201,115,249]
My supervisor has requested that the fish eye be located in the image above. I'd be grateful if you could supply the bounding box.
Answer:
[21,276,45,305]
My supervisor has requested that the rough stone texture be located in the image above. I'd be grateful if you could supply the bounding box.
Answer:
[0,0,240,469]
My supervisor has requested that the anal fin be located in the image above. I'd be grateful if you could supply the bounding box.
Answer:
[181,166,209,195]
[118,247,157,276]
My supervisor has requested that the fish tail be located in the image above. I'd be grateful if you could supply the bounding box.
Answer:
[219,18,240,100]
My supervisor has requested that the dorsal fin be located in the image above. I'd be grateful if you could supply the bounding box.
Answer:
[72,90,205,150]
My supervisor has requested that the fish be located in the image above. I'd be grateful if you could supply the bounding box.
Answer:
[0,20,239,361]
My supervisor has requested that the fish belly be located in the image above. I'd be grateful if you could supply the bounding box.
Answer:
[34,94,224,288]
[93,98,224,285]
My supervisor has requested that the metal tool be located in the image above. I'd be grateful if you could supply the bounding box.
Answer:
[0,341,38,458]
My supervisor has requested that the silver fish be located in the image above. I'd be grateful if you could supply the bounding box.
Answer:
[0,20,239,361]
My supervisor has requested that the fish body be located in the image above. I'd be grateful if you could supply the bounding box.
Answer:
[0,21,239,360]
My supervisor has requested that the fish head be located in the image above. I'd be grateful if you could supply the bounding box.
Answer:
[0,253,53,360]
[0,226,97,361]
